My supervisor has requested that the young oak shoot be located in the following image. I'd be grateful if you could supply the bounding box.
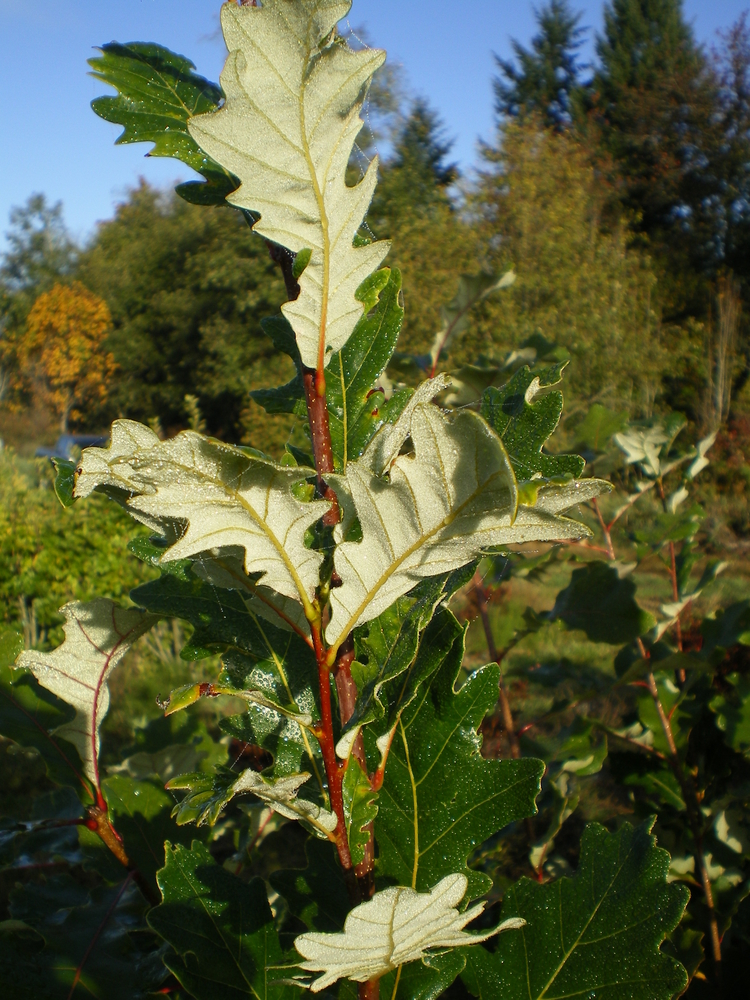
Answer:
[4,3,693,998]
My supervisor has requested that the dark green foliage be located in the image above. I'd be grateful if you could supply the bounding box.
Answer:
[592,0,719,282]
[494,0,585,129]
[551,561,657,644]
[0,660,88,795]
[271,837,349,933]
[89,42,238,206]
[76,183,288,442]
[481,364,585,480]
[131,559,321,779]
[148,841,290,1000]
[370,629,544,901]
[461,822,689,1000]
[7,879,168,999]
[350,568,476,735]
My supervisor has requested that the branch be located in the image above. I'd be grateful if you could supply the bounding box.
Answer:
[645,670,721,969]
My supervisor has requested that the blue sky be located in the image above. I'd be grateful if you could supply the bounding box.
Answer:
[0,1,747,250]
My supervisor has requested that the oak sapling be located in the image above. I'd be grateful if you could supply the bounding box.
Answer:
[2,3,696,1000]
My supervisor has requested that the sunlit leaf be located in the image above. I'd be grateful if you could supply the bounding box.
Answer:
[89,42,238,205]
[76,421,329,614]
[295,873,524,992]
[189,0,390,369]
[461,821,689,1000]
[15,600,156,787]
[327,402,607,647]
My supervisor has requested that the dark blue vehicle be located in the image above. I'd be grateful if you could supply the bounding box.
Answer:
[35,434,108,460]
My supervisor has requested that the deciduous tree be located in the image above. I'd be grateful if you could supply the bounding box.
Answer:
[19,282,115,433]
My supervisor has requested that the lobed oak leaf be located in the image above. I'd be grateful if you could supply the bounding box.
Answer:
[15,600,157,788]
[326,402,609,648]
[295,873,524,991]
[75,420,329,614]
[188,0,390,370]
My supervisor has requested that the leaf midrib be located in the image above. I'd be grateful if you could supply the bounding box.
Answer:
[531,838,639,1000]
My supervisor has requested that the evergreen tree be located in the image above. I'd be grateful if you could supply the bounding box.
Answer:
[494,0,585,130]
[712,12,750,283]
[592,0,720,293]
[370,98,457,227]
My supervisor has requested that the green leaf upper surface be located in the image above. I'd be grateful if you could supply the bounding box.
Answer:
[189,0,390,370]
[271,837,350,933]
[325,268,410,471]
[349,567,475,736]
[461,821,689,1000]
[551,561,656,644]
[370,629,544,901]
[0,659,88,793]
[89,42,238,205]
[51,457,77,508]
[481,363,585,482]
[149,841,291,1000]
[102,774,196,889]
[131,566,323,782]
[342,759,378,866]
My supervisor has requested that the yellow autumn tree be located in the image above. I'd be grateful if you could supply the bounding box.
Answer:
[19,282,116,433]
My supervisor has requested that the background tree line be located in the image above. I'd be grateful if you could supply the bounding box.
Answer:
[0,0,748,463]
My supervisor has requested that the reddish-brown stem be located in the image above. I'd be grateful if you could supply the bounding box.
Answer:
[334,638,376,898]
[311,624,359,901]
[358,980,380,1000]
[645,671,721,968]
[592,497,616,561]
[303,367,340,525]
[269,232,376,997]
[85,805,160,907]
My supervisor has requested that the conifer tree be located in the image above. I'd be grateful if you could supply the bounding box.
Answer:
[592,0,719,287]
[494,0,585,130]
[712,12,750,283]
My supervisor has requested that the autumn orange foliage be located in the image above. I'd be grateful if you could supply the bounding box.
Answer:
[19,282,116,432]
